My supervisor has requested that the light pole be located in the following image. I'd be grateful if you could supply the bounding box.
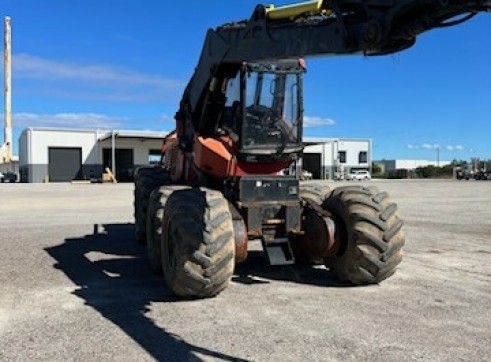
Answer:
[3,16,12,164]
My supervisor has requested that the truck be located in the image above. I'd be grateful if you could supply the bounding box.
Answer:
[134,0,490,297]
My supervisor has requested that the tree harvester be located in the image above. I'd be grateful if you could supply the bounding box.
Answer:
[134,0,490,297]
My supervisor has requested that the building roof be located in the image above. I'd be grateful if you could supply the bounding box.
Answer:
[97,130,170,141]
[21,127,368,145]
[21,127,170,141]
[303,137,371,146]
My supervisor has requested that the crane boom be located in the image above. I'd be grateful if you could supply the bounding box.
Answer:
[180,0,489,123]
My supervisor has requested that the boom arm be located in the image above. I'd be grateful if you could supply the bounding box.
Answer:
[179,0,489,127]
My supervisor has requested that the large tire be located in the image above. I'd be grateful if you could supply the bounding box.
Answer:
[146,185,188,274]
[161,188,235,297]
[299,184,331,204]
[134,167,170,245]
[291,184,332,264]
[323,186,404,284]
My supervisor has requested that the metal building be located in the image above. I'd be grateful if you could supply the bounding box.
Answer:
[19,127,168,183]
[302,137,372,180]
[18,128,372,182]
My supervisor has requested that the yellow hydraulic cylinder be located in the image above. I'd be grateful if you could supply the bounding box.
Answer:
[266,0,324,20]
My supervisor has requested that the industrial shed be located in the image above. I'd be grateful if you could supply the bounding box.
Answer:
[18,128,372,182]
[303,137,372,180]
[374,159,451,178]
[19,128,168,183]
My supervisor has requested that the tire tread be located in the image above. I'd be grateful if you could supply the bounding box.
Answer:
[161,188,235,297]
[323,186,405,284]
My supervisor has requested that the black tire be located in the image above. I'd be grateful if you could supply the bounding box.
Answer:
[133,167,170,245]
[146,185,188,274]
[323,186,404,284]
[161,188,235,297]
[291,184,332,264]
[299,184,331,205]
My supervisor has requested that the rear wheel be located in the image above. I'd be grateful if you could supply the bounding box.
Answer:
[161,188,235,297]
[133,167,170,244]
[323,186,404,284]
[299,184,331,204]
[146,185,188,274]
[291,184,332,264]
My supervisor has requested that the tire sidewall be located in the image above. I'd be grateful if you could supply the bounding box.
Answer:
[323,195,358,277]
[146,189,163,273]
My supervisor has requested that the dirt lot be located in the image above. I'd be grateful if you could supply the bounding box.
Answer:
[0,180,490,361]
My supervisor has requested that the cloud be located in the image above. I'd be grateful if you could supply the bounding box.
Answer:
[421,143,440,150]
[9,53,186,103]
[409,143,467,152]
[9,112,126,129]
[303,116,336,127]
[14,53,182,88]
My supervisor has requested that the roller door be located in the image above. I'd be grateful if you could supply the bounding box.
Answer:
[102,148,134,182]
[302,153,321,179]
[48,147,82,182]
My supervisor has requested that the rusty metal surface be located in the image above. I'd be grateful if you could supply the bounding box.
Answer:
[302,197,339,257]
[239,200,300,208]
[232,219,248,263]
[227,202,248,263]
[246,229,262,238]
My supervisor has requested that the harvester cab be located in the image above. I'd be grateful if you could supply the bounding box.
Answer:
[224,60,305,162]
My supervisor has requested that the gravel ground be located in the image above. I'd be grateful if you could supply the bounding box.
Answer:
[0,180,490,361]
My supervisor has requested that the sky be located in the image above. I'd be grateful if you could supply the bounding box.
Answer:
[1,0,490,161]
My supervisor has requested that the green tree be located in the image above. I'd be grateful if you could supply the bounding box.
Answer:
[371,162,382,177]
[416,165,453,178]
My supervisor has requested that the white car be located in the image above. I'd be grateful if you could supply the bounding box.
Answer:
[347,170,371,180]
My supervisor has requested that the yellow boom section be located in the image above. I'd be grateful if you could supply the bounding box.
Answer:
[266,0,325,20]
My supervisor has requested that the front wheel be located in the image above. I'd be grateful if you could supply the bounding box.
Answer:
[323,186,405,284]
[161,188,235,298]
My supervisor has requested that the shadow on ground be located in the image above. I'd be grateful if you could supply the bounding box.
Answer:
[45,223,248,362]
[45,223,354,360]
[233,250,351,288]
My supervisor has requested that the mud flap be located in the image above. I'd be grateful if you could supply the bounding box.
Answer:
[262,237,295,265]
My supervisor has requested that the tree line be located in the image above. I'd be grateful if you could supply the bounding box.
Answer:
[372,159,491,179]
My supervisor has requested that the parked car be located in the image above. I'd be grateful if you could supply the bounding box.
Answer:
[0,171,17,183]
[474,170,491,181]
[347,170,371,181]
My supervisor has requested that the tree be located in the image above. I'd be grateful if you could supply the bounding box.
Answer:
[416,165,453,178]
[371,162,382,177]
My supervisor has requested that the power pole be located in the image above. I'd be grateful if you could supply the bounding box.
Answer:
[3,16,12,164]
